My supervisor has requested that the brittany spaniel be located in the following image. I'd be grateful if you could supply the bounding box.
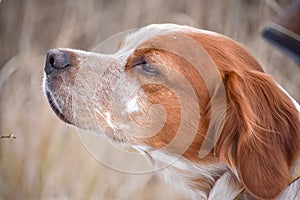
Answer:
[43,24,300,200]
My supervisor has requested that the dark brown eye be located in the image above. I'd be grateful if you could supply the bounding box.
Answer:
[140,63,158,74]
[132,58,159,75]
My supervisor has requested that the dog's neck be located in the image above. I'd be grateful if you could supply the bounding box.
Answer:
[136,146,243,200]
[136,135,300,200]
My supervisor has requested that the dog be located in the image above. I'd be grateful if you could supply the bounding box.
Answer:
[43,24,300,200]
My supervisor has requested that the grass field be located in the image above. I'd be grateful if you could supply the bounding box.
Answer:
[0,0,299,199]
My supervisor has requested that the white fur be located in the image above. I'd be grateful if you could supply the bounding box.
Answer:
[208,172,243,200]
[126,96,139,113]
[137,148,238,200]
[277,179,300,199]
[117,24,223,57]
[104,112,115,129]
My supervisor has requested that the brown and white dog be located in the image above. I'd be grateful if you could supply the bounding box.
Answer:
[43,24,300,200]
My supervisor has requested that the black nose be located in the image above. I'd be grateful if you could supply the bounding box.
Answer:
[45,49,71,75]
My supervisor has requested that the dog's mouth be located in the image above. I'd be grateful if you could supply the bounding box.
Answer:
[46,91,72,125]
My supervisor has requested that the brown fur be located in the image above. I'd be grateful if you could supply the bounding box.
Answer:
[185,33,300,199]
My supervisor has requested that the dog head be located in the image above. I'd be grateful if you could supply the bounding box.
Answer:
[43,24,300,199]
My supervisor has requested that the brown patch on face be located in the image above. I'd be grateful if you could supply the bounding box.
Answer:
[124,35,215,160]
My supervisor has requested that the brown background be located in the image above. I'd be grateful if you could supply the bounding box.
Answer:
[0,0,299,199]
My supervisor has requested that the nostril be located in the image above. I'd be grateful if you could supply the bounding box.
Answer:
[49,55,55,67]
[45,49,71,75]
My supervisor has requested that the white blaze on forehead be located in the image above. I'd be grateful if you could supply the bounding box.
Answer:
[126,96,139,113]
[117,23,223,56]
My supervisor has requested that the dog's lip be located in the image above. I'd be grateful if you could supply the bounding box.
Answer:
[46,91,72,125]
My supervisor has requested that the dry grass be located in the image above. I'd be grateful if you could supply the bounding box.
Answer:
[0,0,299,199]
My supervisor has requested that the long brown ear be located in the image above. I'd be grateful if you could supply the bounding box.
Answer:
[217,70,300,199]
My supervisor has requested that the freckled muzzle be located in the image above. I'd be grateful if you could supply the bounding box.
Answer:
[44,48,87,127]
[43,47,138,141]
[45,90,72,124]
[44,49,74,124]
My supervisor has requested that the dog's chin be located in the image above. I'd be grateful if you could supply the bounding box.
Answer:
[45,91,73,125]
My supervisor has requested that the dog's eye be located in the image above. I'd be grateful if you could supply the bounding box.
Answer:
[141,63,158,74]
[133,60,159,75]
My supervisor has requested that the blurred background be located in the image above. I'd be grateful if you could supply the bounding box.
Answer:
[0,0,299,199]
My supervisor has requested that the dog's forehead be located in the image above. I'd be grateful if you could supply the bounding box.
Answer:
[119,24,221,54]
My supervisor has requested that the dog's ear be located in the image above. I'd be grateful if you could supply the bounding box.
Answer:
[216,70,300,199]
